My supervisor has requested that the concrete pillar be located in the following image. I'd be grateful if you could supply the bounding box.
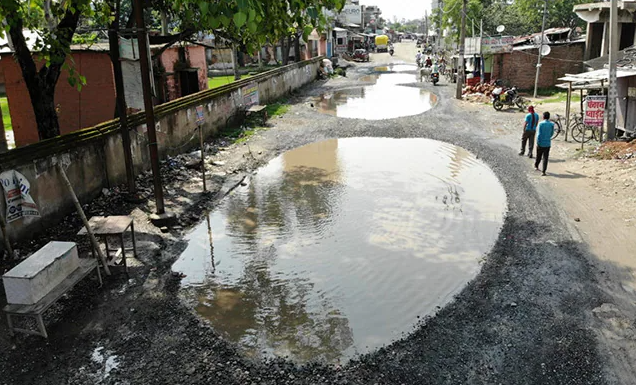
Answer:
[585,22,594,61]
[602,22,610,57]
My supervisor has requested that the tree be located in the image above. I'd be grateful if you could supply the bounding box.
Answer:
[1,0,109,139]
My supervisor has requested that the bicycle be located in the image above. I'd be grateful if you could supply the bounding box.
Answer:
[550,114,565,140]
[570,114,601,143]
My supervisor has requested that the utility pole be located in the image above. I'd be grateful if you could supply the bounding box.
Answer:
[109,0,137,197]
[533,0,548,99]
[480,18,483,84]
[455,0,467,99]
[133,0,168,219]
[607,0,618,140]
[438,0,443,52]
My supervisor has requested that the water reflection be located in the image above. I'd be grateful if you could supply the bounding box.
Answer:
[173,138,507,364]
[314,73,437,120]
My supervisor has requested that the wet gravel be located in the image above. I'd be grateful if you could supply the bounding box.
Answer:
[0,61,610,384]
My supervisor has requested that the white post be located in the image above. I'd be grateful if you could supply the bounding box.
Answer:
[608,0,618,140]
[533,0,548,99]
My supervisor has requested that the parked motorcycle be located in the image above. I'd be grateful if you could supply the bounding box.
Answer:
[492,86,528,111]
[430,72,439,86]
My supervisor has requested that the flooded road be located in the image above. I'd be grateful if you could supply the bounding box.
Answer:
[314,72,436,120]
[173,138,507,364]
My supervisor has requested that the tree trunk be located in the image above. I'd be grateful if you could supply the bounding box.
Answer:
[31,85,61,140]
[294,33,301,62]
[282,37,291,65]
[0,108,8,153]
[232,43,241,81]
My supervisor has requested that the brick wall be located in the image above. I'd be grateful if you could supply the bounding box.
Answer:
[159,45,208,101]
[491,42,585,90]
[1,51,116,146]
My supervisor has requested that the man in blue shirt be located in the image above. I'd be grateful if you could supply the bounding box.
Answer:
[519,106,539,157]
[535,111,555,176]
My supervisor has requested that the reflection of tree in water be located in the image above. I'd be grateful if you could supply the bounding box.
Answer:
[195,248,353,362]
[315,88,366,115]
[200,141,352,362]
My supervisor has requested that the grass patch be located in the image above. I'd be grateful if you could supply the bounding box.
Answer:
[541,92,581,104]
[207,75,250,89]
[266,101,290,118]
[528,87,582,104]
[0,94,11,131]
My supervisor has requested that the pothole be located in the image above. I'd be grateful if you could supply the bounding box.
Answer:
[313,73,436,120]
[173,138,507,364]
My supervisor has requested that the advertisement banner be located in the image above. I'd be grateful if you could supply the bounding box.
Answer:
[242,83,259,107]
[338,4,362,25]
[196,105,205,125]
[0,170,40,223]
[481,37,514,54]
[584,95,606,127]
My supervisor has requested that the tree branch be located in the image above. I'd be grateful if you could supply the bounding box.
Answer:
[6,13,39,91]
[42,1,82,86]
[150,29,195,59]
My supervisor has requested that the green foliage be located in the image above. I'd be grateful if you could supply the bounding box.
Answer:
[0,95,12,132]
[437,0,589,41]
[169,0,345,50]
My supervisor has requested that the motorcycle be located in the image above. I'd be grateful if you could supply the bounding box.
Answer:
[416,58,423,68]
[492,86,528,111]
[430,72,439,86]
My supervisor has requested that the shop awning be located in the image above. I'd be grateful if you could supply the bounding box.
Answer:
[558,68,636,83]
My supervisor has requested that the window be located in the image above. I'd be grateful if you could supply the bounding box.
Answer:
[337,38,344,45]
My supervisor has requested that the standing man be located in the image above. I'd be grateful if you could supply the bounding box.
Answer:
[535,111,555,176]
[520,106,539,157]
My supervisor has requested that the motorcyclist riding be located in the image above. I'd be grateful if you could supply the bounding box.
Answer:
[416,51,423,66]
[432,61,439,74]
[425,56,432,67]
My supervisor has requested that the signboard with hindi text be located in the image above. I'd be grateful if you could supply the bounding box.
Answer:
[584,95,606,127]
[481,37,514,54]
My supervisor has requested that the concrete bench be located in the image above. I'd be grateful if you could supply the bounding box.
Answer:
[3,242,102,338]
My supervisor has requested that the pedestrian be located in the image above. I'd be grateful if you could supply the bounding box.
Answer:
[519,106,539,158]
[535,111,555,176]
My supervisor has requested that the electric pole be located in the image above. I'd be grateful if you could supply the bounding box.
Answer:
[455,0,467,99]
[533,0,547,99]
[133,0,169,220]
[607,0,618,140]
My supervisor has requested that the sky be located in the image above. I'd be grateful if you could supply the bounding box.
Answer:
[360,0,431,22]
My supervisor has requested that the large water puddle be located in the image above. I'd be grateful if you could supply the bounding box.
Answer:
[314,73,436,120]
[173,138,507,364]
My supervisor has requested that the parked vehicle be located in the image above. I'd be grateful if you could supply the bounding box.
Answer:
[492,86,528,111]
[353,49,370,62]
[431,72,439,86]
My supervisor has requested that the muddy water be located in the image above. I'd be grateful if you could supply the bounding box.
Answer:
[173,138,507,364]
[314,73,436,120]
